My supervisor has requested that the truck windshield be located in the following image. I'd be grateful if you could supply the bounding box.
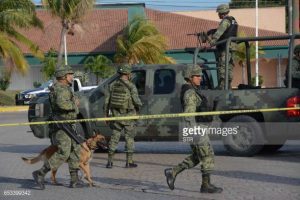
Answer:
[39,80,53,89]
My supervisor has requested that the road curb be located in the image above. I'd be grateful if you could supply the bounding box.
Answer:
[0,106,29,113]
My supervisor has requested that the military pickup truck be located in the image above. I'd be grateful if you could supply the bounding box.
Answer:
[28,34,300,156]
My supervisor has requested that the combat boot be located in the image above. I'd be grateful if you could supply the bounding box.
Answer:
[200,173,223,193]
[125,153,137,168]
[32,162,51,190]
[106,161,113,168]
[69,170,86,188]
[164,168,176,190]
[106,152,114,168]
[125,162,138,168]
[32,171,45,190]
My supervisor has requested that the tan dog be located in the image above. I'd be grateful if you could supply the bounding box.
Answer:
[22,133,107,187]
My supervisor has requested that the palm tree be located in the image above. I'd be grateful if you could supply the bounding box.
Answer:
[0,0,44,75]
[233,31,264,84]
[114,16,176,65]
[84,55,115,84]
[41,48,57,79]
[42,0,95,68]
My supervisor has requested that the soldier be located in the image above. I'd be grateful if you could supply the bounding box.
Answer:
[32,65,83,189]
[104,64,142,168]
[164,64,223,193]
[285,44,300,88]
[208,4,238,89]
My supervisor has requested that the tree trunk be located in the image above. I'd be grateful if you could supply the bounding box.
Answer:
[57,25,68,68]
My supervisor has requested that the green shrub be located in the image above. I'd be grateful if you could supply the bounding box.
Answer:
[0,91,16,106]
[251,75,263,86]
[33,81,42,88]
[0,78,10,91]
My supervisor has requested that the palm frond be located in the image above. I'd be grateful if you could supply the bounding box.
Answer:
[9,31,44,60]
[0,0,43,30]
[115,16,170,64]
[0,33,29,75]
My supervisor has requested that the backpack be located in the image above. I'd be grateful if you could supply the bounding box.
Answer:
[109,80,133,109]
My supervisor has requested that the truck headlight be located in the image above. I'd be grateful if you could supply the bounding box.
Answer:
[25,94,36,99]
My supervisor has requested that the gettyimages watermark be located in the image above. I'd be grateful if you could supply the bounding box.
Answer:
[180,123,239,143]
[179,121,300,144]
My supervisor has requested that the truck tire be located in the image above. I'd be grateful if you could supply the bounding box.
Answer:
[222,115,265,156]
[261,144,284,153]
[261,139,286,153]
[95,137,109,153]
[77,122,108,153]
[76,123,87,139]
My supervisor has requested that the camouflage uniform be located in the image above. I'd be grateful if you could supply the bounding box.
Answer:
[285,44,300,88]
[164,65,222,193]
[48,81,80,173]
[32,66,82,189]
[174,88,215,174]
[104,64,142,168]
[209,4,238,89]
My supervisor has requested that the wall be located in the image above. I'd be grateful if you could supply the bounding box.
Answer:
[232,58,288,88]
[174,7,286,33]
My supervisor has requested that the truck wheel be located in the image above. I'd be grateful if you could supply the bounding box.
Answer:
[75,123,86,139]
[261,140,286,153]
[261,144,284,153]
[95,137,110,153]
[222,115,265,156]
[77,122,109,153]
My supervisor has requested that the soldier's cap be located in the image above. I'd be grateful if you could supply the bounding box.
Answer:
[294,44,300,54]
[216,4,230,14]
[55,65,74,78]
[183,64,203,80]
[118,64,132,74]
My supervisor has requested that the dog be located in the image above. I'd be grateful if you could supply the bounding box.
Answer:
[22,133,107,187]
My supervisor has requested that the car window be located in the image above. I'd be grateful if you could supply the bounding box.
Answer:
[40,80,53,89]
[154,69,176,94]
[200,71,212,90]
[73,81,79,92]
[132,70,146,95]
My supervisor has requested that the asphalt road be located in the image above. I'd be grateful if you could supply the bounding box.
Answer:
[0,112,300,200]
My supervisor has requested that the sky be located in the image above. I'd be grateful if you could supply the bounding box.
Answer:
[33,0,231,12]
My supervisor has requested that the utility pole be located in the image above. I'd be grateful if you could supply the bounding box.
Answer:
[288,0,293,34]
[293,0,299,34]
[255,0,259,86]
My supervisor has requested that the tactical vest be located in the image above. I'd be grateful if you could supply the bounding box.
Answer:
[180,84,213,122]
[110,80,133,109]
[217,16,238,50]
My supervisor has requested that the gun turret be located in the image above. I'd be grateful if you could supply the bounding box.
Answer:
[187,32,209,43]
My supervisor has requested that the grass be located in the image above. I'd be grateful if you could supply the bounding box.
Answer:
[0,90,19,106]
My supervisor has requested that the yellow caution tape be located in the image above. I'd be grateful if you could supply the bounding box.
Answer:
[0,107,299,127]
[0,106,29,113]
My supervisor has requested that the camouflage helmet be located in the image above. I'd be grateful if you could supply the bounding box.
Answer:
[216,4,230,14]
[294,44,300,54]
[117,64,132,74]
[55,65,74,78]
[183,64,203,80]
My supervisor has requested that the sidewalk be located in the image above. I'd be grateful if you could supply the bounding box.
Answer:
[0,106,29,113]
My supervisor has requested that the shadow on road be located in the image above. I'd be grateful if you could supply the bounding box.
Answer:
[0,144,47,154]
[0,176,44,190]
[214,170,300,186]
[93,177,168,191]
